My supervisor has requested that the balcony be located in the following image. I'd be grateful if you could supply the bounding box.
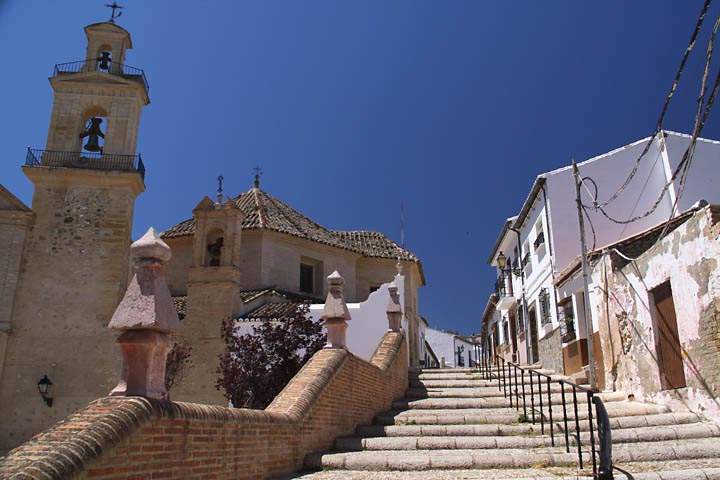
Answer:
[53,59,149,92]
[494,274,516,310]
[25,148,145,180]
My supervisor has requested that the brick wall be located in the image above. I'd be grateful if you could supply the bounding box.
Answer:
[0,331,408,480]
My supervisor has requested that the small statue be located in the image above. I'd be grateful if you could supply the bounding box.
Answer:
[207,238,223,266]
[79,117,105,153]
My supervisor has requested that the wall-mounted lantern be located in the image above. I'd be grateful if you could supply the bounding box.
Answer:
[496,251,523,277]
[37,375,53,407]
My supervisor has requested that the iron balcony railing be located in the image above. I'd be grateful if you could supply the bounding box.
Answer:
[494,274,507,298]
[476,351,614,480]
[53,59,149,92]
[25,148,145,180]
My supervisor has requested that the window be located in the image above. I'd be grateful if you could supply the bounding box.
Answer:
[539,288,551,325]
[558,298,576,342]
[300,263,314,294]
[533,231,545,250]
[502,320,510,346]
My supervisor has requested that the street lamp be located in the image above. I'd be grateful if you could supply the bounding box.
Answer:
[496,251,523,277]
[37,375,53,407]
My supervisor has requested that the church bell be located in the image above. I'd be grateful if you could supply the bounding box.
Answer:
[83,136,101,152]
[97,51,111,71]
[80,117,105,153]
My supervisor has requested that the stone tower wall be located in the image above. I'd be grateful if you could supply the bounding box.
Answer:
[0,169,142,452]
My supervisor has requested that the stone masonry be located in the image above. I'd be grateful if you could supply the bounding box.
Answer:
[0,20,148,452]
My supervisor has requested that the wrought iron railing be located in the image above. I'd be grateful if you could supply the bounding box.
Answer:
[476,353,613,479]
[25,148,145,179]
[53,59,149,92]
[495,274,507,298]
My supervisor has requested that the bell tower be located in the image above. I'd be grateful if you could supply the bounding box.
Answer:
[0,19,149,452]
[174,195,244,405]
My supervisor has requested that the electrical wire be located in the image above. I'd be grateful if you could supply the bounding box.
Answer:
[594,0,713,208]
[587,13,720,227]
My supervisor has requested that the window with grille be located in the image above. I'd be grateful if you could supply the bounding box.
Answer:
[539,288,551,325]
[558,298,576,342]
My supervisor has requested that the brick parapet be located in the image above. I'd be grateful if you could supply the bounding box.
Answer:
[0,331,408,480]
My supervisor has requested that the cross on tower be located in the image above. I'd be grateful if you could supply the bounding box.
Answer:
[253,166,263,189]
[216,174,224,204]
[105,2,124,23]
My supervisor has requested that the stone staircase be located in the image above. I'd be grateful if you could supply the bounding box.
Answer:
[290,366,720,479]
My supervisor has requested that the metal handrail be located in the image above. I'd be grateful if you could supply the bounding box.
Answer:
[25,148,145,180]
[476,352,610,479]
[53,59,149,92]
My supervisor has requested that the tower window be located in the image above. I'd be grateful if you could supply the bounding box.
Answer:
[300,263,314,294]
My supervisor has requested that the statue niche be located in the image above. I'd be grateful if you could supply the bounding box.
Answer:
[205,229,225,267]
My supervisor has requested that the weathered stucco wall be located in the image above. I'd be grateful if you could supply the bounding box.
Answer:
[537,326,563,373]
[596,206,720,421]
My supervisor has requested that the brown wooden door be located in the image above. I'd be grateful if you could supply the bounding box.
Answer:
[528,308,539,364]
[651,282,686,390]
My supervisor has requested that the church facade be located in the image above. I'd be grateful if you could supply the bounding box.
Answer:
[0,21,424,452]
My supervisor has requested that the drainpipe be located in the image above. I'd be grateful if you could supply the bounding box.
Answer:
[509,225,530,365]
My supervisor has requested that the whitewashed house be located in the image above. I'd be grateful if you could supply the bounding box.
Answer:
[424,326,477,368]
[483,131,720,378]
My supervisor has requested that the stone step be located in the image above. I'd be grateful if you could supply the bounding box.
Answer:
[285,464,720,479]
[405,383,597,399]
[395,391,626,409]
[376,402,670,425]
[358,423,538,438]
[576,421,720,445]
[412,370,556,381]
[417,368,477,373]
[411,377,568,388]
[306,438,720,471]
[338,422,720,452]
[305,447,584,471]
[358,412,705,437]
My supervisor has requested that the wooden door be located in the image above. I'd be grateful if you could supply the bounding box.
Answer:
[651,282,686,390]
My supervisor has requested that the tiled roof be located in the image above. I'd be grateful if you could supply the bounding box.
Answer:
[161,187,419,265]
[172,289,319,321]
[238,287,322,304]
[237,301,305,322]
[332,231,418,262]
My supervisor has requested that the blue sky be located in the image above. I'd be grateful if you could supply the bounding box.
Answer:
[1,1,719,335]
